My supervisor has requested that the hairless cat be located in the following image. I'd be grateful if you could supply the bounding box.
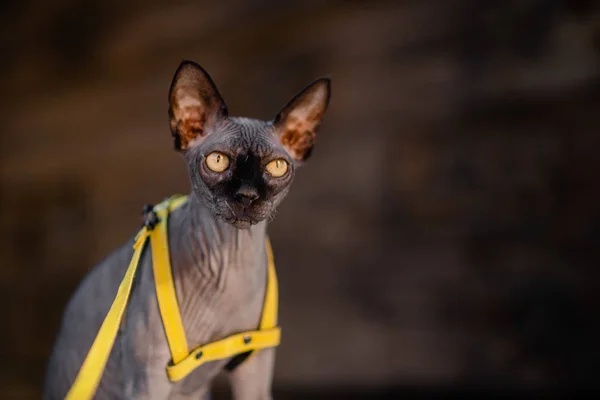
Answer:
[43,60,331,400]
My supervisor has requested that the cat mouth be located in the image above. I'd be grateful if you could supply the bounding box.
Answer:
[215,200,267,229]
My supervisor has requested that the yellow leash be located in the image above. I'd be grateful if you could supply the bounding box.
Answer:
[65,195,280,399]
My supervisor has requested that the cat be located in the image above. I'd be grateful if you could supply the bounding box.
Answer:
[42,60,331,400]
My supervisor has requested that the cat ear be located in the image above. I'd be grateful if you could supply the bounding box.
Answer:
[168,60,228,151]
[273,78,331,162]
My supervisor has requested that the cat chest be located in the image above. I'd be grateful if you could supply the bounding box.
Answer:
[179,264,268,343]
[128,260,268,371]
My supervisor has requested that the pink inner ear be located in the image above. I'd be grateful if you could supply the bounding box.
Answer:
[172,92,208,149]
[280,115,317,161]
[184,109,206,135]
[276,81,329,160]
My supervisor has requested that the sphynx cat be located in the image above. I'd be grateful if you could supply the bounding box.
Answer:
[43,60,331,400]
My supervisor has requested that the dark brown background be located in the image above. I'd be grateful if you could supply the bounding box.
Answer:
[2,0,600,398]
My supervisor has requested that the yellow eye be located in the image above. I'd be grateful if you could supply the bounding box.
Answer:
[205,152,230,172]
[265,159,289,178]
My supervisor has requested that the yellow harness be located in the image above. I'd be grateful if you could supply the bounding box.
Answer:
[66,195,281,399]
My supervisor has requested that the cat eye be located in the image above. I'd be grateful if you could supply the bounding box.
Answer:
[265,159,289,178]
[205,152,230,172]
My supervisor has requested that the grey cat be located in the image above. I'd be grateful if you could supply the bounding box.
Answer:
[43,60,331,400]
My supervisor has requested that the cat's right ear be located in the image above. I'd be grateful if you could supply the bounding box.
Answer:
[168,61,228,151]
[272,77,331,162]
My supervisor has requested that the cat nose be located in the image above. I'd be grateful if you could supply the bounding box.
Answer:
[234,184,259,206]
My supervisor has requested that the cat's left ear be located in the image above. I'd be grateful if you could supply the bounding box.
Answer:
[168,60,228,151]
[273,78,331,162]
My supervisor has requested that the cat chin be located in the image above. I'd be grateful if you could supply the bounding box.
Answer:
[212,203,268,229]
[221,215,261,229]
[230,219,254,229]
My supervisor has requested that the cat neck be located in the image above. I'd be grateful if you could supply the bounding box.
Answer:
[161,193,269,345]
[182,192,268,270]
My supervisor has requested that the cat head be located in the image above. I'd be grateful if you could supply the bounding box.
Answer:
[168,60,331,229]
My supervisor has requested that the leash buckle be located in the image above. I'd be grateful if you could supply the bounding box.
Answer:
[142,204,161,230]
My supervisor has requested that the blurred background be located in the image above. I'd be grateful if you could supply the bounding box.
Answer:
[2,0,600,398]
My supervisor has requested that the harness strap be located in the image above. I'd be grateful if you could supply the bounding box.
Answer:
[165,237,280,381]
[151,200,189,365]
[65,225,151,400]
[224,236,279,370]
[66,194,280,399]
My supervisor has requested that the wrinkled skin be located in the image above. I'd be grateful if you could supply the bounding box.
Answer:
[42,61,330,400]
